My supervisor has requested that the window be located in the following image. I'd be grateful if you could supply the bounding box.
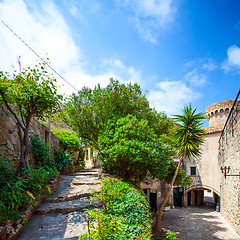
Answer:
[190,167,197,176]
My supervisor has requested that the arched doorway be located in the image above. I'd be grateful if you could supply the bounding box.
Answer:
[184,186,220,210]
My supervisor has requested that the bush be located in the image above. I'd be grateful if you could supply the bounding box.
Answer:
[164,202,170,207]
[0,154,16,185]
[0,151,58,226]
[54,149,74,170]
[81,177,152,239]
[51,129,80,152]
[52,129,85,167]
[23,167,58,196]
[165,232,177,240]
[30,135,54,168]
[0,179,33,225]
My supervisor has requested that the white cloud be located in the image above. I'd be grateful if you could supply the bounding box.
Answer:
[0,0,141,96]
[117,0,176,43]
[61,58,142,96]
[202,59,217,71]
[148,80,199,116]
[223,45,240,72]
[184,69,207,86]
[69,5,78,17]
[0,0,81,72]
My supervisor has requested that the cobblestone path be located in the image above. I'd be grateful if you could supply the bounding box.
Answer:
[161,206,240,240]
[18,169,101,240]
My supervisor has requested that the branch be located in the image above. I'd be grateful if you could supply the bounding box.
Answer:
[0,90,25,131]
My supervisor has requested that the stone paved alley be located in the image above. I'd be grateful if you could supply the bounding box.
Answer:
[18,169,101,240]
[161,206,240,240]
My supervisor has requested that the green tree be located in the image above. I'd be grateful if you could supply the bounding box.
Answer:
[62,79,191,186]
[98,114,174,185]
[63,79,172,150]
[0,63,62,170]
[155,105,205,231]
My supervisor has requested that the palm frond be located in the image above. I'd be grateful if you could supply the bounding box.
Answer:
[173,105,205,158]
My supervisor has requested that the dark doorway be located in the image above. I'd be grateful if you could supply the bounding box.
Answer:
[187,191,191,206]
[150,193,157,212]
[173,187,184,207]
[195,190,198,205]
[143,189,157,212]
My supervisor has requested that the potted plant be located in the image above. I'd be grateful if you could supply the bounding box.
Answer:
[164,202,171,211]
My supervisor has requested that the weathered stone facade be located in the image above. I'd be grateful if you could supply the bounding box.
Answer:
[219,120,240,235]
[0,104,59,165]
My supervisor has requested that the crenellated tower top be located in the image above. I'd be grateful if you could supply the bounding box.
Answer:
[206,100,235,128]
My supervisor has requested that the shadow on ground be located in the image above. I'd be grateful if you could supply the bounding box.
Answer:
[159,205,240,240]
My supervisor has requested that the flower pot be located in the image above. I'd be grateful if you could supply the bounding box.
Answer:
[164,206,170,211]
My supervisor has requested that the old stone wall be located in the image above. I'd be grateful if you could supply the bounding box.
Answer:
[219,120,240,235]
[0,104,59,165]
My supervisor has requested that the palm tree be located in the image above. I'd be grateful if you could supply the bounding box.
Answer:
[155,104,205,232]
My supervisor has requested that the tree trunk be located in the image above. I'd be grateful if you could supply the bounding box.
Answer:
[19,127,31,172]
[154,151,186,232]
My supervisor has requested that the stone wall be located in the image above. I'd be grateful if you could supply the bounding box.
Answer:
[0,104,59,165]
[219,120,240,235]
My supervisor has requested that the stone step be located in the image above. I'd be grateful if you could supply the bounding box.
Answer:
[72,180,100,185]
[68,172,99,177]
[35,199,101,215]
[80,168,101,172]
[46,184,100,203]
[17,211,90,240]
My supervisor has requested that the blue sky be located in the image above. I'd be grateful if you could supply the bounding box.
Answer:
[0,0,240,124]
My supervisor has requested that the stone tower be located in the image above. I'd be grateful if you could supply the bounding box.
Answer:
[206,100,235,128]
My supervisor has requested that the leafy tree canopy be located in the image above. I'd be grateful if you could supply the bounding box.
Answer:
[0,62,62,169]
[98,114,175,184]
[63,79,190,184]
[63,79,172,149]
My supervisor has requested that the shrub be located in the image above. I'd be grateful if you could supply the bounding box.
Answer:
[80,177,152,240]
[23,167,58,196]
[54,149,74,170]
[0,152,58,226]
[0,154,16,185]
[165,231,177,240]
[52,129,85,167]
[164,202,170,207]
[0,178,33,225]
[30,135,54,168]
[51,129,80,152]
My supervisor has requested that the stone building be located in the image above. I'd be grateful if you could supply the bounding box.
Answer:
[141,98,240,236]
[182,100,236,208]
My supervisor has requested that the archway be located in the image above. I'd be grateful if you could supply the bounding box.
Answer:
[184,186,220,210]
